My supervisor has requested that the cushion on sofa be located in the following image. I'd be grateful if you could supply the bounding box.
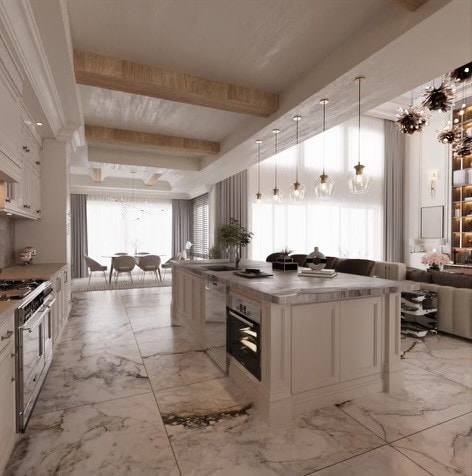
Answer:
[325,256,339,269]
[406,267,433,283]
[428,269,472,289]
[335,259,375,277]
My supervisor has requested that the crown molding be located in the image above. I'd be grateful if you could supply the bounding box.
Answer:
[0,0,66,136]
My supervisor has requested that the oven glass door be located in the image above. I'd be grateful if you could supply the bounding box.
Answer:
[226,308,261,380]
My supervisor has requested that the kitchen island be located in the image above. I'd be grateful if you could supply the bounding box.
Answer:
[172,260,403,425]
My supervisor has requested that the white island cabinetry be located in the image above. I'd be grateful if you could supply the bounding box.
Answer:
[172,260,402,426]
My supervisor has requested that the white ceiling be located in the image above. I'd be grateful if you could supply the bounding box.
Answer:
[61,0,471,197]
[67,0,392,92]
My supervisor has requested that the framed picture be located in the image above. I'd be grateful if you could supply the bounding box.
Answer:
[421,206,444,239]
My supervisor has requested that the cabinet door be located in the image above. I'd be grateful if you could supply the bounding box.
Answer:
[340,298,382,381]
[0,340,16,473]
[31,168,41,217]
[292,302,340,393]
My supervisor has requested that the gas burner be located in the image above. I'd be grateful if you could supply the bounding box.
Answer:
[0,280,44,300]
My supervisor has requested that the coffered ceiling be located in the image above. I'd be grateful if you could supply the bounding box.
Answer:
[61,0,470,197]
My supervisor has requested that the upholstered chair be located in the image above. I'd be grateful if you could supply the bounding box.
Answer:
[112,256,136,283]
[84,255,107,284]
[137,255,162,282]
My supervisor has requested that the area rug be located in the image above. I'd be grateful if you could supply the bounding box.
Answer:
[72,274,172,292]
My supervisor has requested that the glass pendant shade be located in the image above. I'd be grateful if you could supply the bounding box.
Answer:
[272,187,284,202]
[314,173,334,199]
[255,192,263,204]
[289,181,306,202]
[348,164,371,194]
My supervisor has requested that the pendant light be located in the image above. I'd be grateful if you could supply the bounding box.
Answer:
[314,99,334,199]
[255,139,263,203]
[289,116,306,202]
[348,76,371,194]
[272,128,284,202]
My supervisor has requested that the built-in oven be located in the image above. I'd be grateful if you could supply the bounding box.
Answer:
[15,282,54,432]
[226,296,261,381]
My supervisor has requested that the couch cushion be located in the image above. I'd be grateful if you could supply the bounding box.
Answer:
[428,270,472,289]
[406,267,433,283]
[336,259,375,277]
[325,256,339,269]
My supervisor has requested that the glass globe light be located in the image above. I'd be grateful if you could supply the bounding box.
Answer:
[272,187,284,202]
[289,181,306,202]
[314,173,334,199]
[255,192,263,204]
[348,164,371,194]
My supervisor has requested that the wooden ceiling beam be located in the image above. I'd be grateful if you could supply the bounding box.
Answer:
[90,167,103,182]
[143,173,162,186]
[74,50,279,117]
[85,124,219,155]
[390,0,429,11]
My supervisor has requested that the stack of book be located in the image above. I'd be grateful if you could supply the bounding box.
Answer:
[298,268,337,278]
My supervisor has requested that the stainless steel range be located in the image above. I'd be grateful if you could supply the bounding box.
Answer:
[0,279,55,432]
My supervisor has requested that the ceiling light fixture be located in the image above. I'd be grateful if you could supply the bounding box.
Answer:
[289,116,306,202]
[255,139,263,204]
[314,99,334,199]
[272,128,283,202]
[348,76,371,194]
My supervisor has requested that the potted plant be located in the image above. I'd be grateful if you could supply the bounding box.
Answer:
[218,218,253,268]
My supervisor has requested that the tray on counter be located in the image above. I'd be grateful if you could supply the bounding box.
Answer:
[233,271,273,279]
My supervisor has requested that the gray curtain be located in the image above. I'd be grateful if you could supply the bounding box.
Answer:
[215,170,248,256]
[384,120,405,262]
[70,194,88,278]
[172,199,193,256]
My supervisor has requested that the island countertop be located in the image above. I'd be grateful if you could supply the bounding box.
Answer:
[173,259,399,305]
[0,263,67,281]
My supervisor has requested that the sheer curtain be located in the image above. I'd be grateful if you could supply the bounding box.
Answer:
[86,195,172,262]
[248,116,385,260]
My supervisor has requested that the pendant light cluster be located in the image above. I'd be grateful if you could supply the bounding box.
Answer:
[254,74,373,204]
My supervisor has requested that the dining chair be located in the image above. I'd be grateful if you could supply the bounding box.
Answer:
[135,252,150,266]
[84,255,107,284]
[161,255,178,280]
[112,256,136,284]
[137,255,162,282]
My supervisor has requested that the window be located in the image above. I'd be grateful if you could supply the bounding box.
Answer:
[87,195,172,261]
[248,116,385,260]
[192,193,209,258]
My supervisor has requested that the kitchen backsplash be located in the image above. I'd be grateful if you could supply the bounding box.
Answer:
[0,215,15,268]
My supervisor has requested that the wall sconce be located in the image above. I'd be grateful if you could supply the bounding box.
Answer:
[430,170,438,197]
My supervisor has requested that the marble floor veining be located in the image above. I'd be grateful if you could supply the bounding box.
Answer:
[5,288,472,475]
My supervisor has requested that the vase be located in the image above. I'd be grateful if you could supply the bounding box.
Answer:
[306,246,327,270]
[227,246,238,263]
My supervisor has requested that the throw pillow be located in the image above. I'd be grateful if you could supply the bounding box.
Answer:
[406,267,433,283]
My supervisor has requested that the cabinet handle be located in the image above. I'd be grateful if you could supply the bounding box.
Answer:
[5,198,11,203]
[11,377,15,383]
[36,210,41,214]
[22,146,30,152]
[35,161,41,165]
[23,204,28,209]
[1,330,14,341]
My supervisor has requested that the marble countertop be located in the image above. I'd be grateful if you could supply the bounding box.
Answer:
[173,260,400,305]
[0,300,19,325]
[0,263,67,281]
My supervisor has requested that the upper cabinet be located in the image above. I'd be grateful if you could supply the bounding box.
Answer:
[0,36,43,220]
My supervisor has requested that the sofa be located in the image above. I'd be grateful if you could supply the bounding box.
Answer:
[327,257,471,340]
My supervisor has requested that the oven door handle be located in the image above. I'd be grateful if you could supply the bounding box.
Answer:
[228,310,256,328]
[19,305,51,333]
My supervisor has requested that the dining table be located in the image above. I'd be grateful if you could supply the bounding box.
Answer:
[102,254,167,283]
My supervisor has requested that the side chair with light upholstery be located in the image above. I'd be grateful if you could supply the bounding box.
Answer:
[137,255,162,282]
[112,255,136,284]
[84,255,108,284]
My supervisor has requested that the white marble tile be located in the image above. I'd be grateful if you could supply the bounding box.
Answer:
[393,413,472,476]
[33,344,151,415]
[167,406,385,476]
[137,326,204,357]
[126,305,171,320]
[121,293,172,309]
[129,314,174,333]
[158,377,251,418]
[401,335,472,388]
[144,351,225,391]
[309,445,429,476]
[339,364,472,442]
[5,394,179,476]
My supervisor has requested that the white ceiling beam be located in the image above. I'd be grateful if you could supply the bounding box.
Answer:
[74,50,279,117]
[143,173,161,186]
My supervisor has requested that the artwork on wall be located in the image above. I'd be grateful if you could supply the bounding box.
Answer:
[421,205,444,239]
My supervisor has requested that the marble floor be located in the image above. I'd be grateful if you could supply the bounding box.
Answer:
[5,289,472,476]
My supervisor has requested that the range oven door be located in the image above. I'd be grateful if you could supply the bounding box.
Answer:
[226,308,261,380]
[17,295,55,431]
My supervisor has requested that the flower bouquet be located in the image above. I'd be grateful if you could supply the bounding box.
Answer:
[421,251,450,271]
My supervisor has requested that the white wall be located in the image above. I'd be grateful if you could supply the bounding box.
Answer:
[404,111,452,260]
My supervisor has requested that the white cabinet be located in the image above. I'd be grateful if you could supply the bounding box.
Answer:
[0,313,16,474]
[51,266,71,346]
[173,268,204,335]
[291,297,382,395]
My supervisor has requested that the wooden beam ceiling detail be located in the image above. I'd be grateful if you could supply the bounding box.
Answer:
[85,125,219,155]
[90,167,103,182]
[390,0,429,11]
[74,50,278,117]
[143,173,162,186]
